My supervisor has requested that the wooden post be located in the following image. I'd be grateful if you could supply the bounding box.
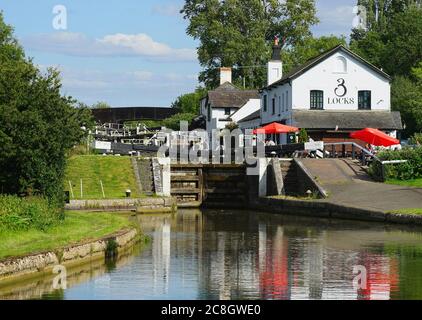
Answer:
[100,180,105,198]
[68,181,74,199]
[198,168,204,205]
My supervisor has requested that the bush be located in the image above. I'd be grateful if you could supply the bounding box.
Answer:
[298,128,309,143]
[410,133,422,145]
[370,147,422,181]
[0,195,62,232]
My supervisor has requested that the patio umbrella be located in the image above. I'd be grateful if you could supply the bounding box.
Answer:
[253,122,299,134]
[350,128,400,147]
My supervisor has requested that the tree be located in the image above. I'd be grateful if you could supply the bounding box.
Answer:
[0,13,93,203]
[163,113,198,130]
[382,7,422,77]
[171,87,207,114]
[351,0,421,36]
[284,35,347,73]
[181,0,319,89]
[350,2,422,76]
[298,128,309,143]
[92,101,111,109]
[349,3,422,137]
[412,62,422,82]
[391,76,422,137]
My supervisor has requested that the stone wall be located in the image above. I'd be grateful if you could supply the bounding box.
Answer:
[294,159,328,198]
[0,228,139,285]
[257,197,422,226]
[65,197,177,213]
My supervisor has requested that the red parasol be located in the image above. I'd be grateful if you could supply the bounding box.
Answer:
[350,128,400,147]
[253,122,299,135]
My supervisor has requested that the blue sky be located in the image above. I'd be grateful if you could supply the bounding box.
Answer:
[1,0,356,107]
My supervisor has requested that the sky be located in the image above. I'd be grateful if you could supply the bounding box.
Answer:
[1,0,357,107]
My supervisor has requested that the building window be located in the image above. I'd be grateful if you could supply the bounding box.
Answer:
[224,108,231,115]
[358,91,371,110]
[263,95,267,112]
[281,93,285,112]
[272,98,276,115]
[310,90,324,110]
[207,104,211,121]
[286,93,289,111]
[278,96,281,114]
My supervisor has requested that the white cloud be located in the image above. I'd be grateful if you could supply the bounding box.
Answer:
[51,67,198,106]
[52,67,196,90]
[152,3,182,17]
[23,32,197,62]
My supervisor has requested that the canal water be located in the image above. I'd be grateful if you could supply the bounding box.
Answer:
[3,209,422,300]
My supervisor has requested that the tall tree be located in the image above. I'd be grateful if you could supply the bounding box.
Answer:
[0,13,92,202]
[171,87,207,114]
[350,1,422,76]
[391,76,422,137]
[181,0,318,89]
[383,6,422,76]
[283,35,347,73]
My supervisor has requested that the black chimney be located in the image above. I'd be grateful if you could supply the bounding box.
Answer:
[271,44,282,61]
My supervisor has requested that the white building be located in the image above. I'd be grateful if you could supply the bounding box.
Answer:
[200,68,260,136]
[240,44,402,145]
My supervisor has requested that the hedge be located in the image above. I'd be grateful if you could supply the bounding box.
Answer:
[0,195,63,232]
[370,147,422,181]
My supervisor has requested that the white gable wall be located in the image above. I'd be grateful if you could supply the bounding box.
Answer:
[292,51,391,111]
[231,99,260,123]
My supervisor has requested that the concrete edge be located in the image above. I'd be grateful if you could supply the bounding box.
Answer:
[294,159,329,198]
[0,228,141,285]
[258,197,422,226]
[65,197,177,213]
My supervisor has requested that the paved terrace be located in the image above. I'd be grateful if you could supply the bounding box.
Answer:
[300,159,422,212]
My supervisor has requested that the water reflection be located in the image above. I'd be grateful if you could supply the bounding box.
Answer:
[3,209,422,300]
[131,210,422,300]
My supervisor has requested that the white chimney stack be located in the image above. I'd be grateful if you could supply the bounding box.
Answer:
[220,67,232,85]
[267,37,283,86]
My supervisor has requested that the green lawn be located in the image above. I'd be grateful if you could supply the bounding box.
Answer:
[0,211,136,260]
[386,179,422,188]
[64,155,140,200]
[390,208,422,215]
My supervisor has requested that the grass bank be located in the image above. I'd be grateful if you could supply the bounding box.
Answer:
[390,208,422,215]
[0,211,136,260]
[64,155,140,200]
[386,179,422,188]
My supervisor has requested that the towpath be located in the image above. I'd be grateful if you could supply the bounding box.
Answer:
[299,159,422,212]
